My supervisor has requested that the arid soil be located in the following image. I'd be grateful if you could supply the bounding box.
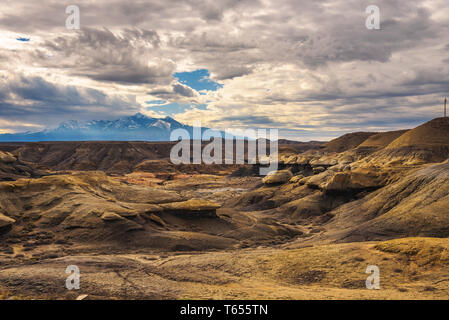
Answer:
[0,118,448,300]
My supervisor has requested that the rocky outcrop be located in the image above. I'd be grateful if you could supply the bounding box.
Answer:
[0,172,173,239]
[302,171,334,189]
[312,166,326,174]
[160,199,221,218]
[0,152,16,164]
[0,213,15,230]
[0,151,43,181]
[321,160,449,242]
[101,212,125,222]
[262,170,293,184]
[279,151,356,174]
[289,174,305,184]
[323,169,388,193]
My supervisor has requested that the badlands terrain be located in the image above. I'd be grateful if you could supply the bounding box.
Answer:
[0,117,448,299]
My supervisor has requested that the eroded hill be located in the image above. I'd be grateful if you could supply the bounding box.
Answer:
[0,151,43,181]
[0,117,448,299]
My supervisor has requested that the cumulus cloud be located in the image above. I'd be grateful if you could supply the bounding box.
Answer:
[38,28,174,85]
[0,72,140,128]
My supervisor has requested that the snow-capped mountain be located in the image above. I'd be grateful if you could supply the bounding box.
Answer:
[0,113,203,142]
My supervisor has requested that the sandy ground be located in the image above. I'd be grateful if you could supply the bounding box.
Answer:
[1,239,448,300]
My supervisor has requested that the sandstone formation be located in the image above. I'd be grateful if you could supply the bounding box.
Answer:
[0,151,43,181]
[262,170,293,184]
[0,213,15,230]
[160,199,221,217]
[321,160,449,242]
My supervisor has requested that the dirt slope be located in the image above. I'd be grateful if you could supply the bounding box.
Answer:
[362,118,449,165]
[324,132,377,153]
[358,130,409,149]
[387,118,449,148]
[0,238,447,299]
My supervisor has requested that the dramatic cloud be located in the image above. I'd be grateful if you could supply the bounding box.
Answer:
[0,73,140,130]
[40,28,172,85]
[0,0,448,139]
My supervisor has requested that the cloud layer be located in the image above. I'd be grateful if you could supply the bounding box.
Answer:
[1,0,448,139]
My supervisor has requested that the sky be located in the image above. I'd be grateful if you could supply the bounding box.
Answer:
[0,0,448,140]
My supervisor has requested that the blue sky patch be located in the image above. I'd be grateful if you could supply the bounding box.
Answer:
[174,69,223,92]
[16,37,30,42]
[145,100,167,105]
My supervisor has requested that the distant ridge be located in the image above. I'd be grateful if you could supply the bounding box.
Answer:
[324,132,377,153]
[357,130,409,149]
[0,113,196,142]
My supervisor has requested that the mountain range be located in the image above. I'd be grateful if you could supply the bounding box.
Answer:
[0,113,199,142]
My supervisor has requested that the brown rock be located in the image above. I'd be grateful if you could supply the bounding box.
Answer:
[145,213,166,227]
[305,171,335,189]
[0,213,15,229]
[312,166,326,174]
[289,174,305,184]
[324,169,386,192]
[101,212,125,222]
[161,199,221,211]
[0,151,16,164]
[262,170,293,184]
[161,199,221,217]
